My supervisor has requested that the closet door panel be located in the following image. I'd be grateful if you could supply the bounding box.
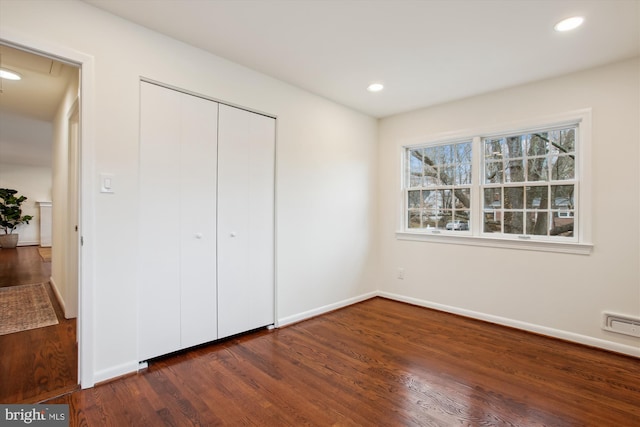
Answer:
[138,82,182,360]
[179,95,219,348]
[218,105,275,339]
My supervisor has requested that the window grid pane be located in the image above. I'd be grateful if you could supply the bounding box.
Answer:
[481,125,577,239]
[404,123,579,242]
[405,141,472,230]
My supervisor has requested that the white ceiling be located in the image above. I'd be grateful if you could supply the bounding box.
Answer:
[83,0,639,118]
[0,45,78,122]
[0,45,78,166]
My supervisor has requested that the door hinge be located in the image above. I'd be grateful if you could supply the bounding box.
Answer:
[81,236,84,246]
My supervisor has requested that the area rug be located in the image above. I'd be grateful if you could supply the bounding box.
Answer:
[38,247,52,262]
[0,283,58,335]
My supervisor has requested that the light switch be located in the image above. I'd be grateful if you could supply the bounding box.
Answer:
[100,173,115,193]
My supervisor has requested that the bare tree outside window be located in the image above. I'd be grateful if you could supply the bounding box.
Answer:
[404,123,579,242]
[482,127,576,238]
[406,141,472,230]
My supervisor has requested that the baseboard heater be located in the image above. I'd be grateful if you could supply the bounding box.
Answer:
[602,312,640,338]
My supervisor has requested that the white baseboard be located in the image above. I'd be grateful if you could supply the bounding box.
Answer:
[87,292,640,388]
[16,240,39,247]
[93,361,140,385]
[48,276,67,315]
[378,291,640,358]
[89,290,637,387]
[277,291,378,327]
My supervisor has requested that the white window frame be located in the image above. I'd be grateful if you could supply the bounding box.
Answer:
[396,109,593,255]
[405,139,473,232]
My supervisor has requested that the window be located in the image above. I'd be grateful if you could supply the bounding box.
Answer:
[482,126,576,238]
[399,111,592,254]
[406,141,472,230]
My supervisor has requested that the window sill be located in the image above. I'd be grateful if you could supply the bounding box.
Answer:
[395,231,593,255]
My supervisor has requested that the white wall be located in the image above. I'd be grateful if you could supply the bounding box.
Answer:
[0,112,53,245]
[0,111,52,166]
[50,72,80,318]
[378,58,640,356]
[0,0,379,384]
[4,0,635,388]
[0,162,51,245]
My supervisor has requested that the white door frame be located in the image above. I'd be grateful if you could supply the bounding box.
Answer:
[0,29,97,388]
[67,99,80,319]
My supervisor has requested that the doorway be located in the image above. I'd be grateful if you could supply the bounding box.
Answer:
[0,42,81,401]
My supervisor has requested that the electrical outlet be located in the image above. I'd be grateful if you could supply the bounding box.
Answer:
[397,268,405,280]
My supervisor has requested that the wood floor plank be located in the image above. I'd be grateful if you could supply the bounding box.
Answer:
[0,246,52,287]
[0,246,78,403]
[44,297,639,426]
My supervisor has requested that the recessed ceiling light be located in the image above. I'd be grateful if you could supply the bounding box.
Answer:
[0,68,22,81]
[367,83,384,92]
[554,16,584,32]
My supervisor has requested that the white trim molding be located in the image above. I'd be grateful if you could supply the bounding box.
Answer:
[0,29,97,388]
[49,277,67,317]
[378,291,640,358]
[277,291,378,327]
[277,290,638,358]
[396,231,593,255]
[93,360,140,385]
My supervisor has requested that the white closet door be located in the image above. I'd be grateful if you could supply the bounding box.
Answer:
[139,82,218,360]
[218,105,275,339]
[139,82,182,360]
[179,94,218,349]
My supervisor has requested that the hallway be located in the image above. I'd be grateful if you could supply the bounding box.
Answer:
[0,246,77,403]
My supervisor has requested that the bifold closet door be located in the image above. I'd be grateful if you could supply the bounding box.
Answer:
[138,82,218,361]
[178,92,218,350]
[217,105,275,339]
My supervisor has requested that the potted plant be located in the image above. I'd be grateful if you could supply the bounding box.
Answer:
[0,188,34,249]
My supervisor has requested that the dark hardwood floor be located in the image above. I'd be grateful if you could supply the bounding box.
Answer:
[46,297,639,426]
[0,245,51,288]
[0,246,78,403]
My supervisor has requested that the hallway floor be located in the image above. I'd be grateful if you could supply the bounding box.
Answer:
[0,246,78,403]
